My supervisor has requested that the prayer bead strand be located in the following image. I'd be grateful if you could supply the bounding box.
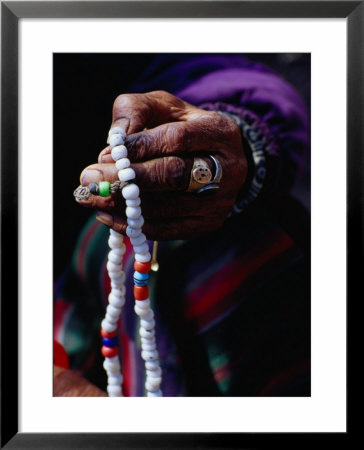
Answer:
[100,127,162,397]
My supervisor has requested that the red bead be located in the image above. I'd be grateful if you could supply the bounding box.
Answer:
[134,285,149,300]
[100,328,117,339]
[101,346,118,358]
[134,261,151,273]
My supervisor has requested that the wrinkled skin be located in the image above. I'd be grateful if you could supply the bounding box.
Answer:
[53,366,107,397]
[78,91,247,240]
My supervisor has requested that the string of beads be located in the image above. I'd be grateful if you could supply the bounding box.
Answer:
[100,127,162,397]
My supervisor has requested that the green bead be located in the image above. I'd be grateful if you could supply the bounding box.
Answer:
[99,181,111,197]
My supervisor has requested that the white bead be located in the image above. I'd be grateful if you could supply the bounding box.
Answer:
[135,299,150,309]
[111,287,126,298]
[110,244,126,258]
[103,361,120,375]
[135,252,151,263]
[122,183,140,200]
[108,127,127,140]
[146,367,162,378]
[141,336,156,346]
[126,226,142,239]
[109,271,123,282]
[105,355,120,365]
[107,261,122,273]
[145,360,160,371]
[108,250,123,265]
[109,134,125,148]
[111,282,126,294]
[141,350,159,361]
[115,157,130,170]
[111,281,126,293]
[140,318,155,330]
[108,235,124,249]
[110,272,126,285]
[118,168,136,182]
[142,342,156,352]
[104,363,120,374]
[108,293,125,309]
[109,290,124,302]
[113,245,126,256]
[110,229,123,239]
[109,273,123,283]
[145,377,162,390]
[108,374,123,386]
[106,306,121,320]
[139,309,154,321]
[126,198,141,207]
[109,391,123,397]
[101,319,117,333]
[126,206,141,220]
[111,145,127,161]
[134,305,151,317]
[139,327,155,339]
[105,313,119,323]
[107,385,122,396]
[133,242,149,255]
[127,215,144,229]
[144,309,154,320]
[130,233,146,246]
[147,389,162,397]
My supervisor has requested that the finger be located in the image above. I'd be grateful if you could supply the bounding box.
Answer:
[133,157,193,192]
[79,187,229,220]
[140,192,232,219]
[96,212,226,241]
[98,146,111,164]
[80,156,214,193]
[99,151,113,164]
[124,112,233,162]
[111,91,192,135]
[80,164,118,186]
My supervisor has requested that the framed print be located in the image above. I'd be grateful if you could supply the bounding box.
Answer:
[1,1,360,448]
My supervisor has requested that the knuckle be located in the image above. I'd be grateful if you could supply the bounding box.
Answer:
[147,90,186,109]
[209,112,239,142]
[152,157,186,190]
[113,93,134,111]
[126,132,148,161]
[165,157,187,189]
[148,89,169,98]
[113,93,151,121]
[165,124,189,153]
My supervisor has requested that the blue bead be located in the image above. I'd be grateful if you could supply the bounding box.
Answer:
[133,271,149,286]
[134,279,148,286]
[102,337,117,347]
[134,271,149,281]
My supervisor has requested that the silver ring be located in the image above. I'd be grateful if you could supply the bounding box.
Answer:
[186,157,213,193]
[209,155,222,183]
[196,155,222,194]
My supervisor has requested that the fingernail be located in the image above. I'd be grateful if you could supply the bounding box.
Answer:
[81,168,103,186]
[107,118,130,142]
[113,117,130,131]
[96,212,113,227]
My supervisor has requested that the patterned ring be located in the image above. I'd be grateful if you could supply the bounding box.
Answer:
[186,157,213,192]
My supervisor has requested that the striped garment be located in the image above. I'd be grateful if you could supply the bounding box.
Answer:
[54,196,310,396]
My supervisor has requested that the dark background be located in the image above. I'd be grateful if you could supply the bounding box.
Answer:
[53,53,310,281]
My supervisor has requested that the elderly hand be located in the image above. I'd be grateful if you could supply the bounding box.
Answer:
[53,365,107,397]
[78,90,247,240]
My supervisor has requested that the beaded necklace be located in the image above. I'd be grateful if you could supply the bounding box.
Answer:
[97,126,162,397]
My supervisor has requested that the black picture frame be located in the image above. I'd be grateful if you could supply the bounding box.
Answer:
[1,1,359,448]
